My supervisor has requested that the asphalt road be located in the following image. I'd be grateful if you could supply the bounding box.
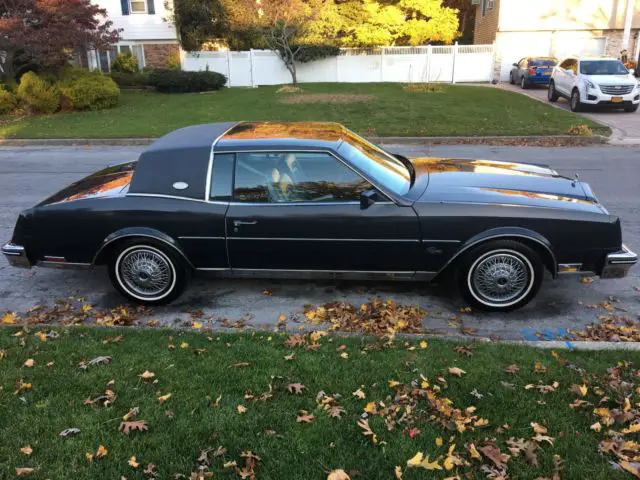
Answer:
[1,145,639,340]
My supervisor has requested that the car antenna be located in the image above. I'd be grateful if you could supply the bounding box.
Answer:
[572,173,579,187]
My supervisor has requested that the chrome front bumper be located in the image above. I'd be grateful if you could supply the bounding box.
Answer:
[601,244,638,279]
[1,243,31,268]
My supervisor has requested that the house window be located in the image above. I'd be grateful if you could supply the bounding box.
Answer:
[488,0,494,10]
[481,0,487,16]
[129,0,146,13]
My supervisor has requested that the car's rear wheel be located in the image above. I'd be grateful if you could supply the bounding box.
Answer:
[520,75,527,89]
[509,72,515,84]
[108,240,189,305]
[457,240,543,312]
[548,81,559,102]
[625,104,639,113]
[570,88,582,112]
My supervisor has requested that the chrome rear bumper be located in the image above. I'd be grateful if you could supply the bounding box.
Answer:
[601,244,637,279]
[1,243,32,268]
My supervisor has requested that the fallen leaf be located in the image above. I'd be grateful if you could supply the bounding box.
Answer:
[448,367,466,377]
[394,465,403,479]
[192,321,203,329]
[327,405,346,419]
[180,342,189,349]
[20,446,33,455]
[534,361,547,373]
[590,422,602,432]
[230,362,250,368]
[436,437,444,447]
[357,418,378,444]
[570,384,588,397]
[364,401,377,414]
[284,353,296,361]
[619,461,640,478]
[96,445,108,459]
[340,352,349,360]
[157,393,172,403]
[79,356,112,370]
[420,340,428,349]
[15,467,34,476]
[467,443,482,460]
[237,405,247,414]
[23,358,35,368]
[532,434,555,445]
[479,444,510,469]
[327,469,350,480]
[59,428,80,437]
[406,452,424,467]
[119,420,148,435]
[287,383,305,395]
[454,345,473,357]
[531,422,547,434]
[622,423,640,434]
[352,388,365,399]
[223,460,238,468]
[297,411,315,423]
[504,363,520,375]
[138,370,155,380]
[2,312,17,324]
[128,456,140,468]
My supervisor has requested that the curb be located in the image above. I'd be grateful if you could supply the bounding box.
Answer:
[497,340,640,351]
[0,135,609,148]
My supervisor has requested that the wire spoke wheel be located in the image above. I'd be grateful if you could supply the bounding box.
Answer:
[118,247,174,298]
[470,252,532,305]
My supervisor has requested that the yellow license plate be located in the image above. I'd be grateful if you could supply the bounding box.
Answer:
[611,96,623,103]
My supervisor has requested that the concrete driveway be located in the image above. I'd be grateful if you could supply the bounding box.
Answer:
[1,145,638,341]
[499,83,640,144]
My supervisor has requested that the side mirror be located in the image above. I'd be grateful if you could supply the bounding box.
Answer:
[629,68,635,75]
[360,189,377,210]
[512,63,518,67]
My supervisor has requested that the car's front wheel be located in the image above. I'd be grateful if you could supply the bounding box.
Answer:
[520,75,527,89]
[570,88,582,112]
[457,240,544,312]
[548,81,559,102]
[108,240,190,305]
[509,72,515,85]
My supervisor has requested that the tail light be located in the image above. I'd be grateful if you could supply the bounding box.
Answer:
[528,67,536,75]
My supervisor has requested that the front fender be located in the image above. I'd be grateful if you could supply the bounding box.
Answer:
[92,227,193,268]
[441,227,557,278]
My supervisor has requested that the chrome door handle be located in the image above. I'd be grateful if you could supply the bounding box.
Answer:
[233,220,258,227]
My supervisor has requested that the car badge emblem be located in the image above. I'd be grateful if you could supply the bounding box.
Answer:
[172,182,189,190]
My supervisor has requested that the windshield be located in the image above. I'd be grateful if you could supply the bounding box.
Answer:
[529,59,556,66]
[337,130,411,196]
[580,60,628,75]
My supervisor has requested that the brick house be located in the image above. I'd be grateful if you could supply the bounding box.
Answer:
[471,0,640,81]
[86,0,180,72]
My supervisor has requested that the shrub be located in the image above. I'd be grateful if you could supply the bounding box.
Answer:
[165,51,181,70]
[16,72,60,114]
[111,52,139,74]
[0,85,18,114]
[109,71,149,88]
[567,124,593,136]
[146,68,226,93]
[59,75,120,111]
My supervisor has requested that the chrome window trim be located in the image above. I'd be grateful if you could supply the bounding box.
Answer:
[226,201,394,207]
[127,193,209,203]
[222,148,401,205]
[228,237,419,243]
[436,233,557,276]
[196,267,231,272]
[232,268,417,274]
[37,261,92,269]
[422,239,461,243]
[205,123,244,202]
[178,236,225,240]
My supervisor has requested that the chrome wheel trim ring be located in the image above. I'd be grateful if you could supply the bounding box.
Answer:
[467,249,535,308]
[521,76,525,88]
[548,83,554,99]
[115,245,177,301]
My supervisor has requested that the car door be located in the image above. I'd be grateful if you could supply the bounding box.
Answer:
[556,58,575,94]
[518,58,528,81]
[225,150,422,273]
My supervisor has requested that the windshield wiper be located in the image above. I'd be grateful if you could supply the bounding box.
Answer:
[393,153,415,186]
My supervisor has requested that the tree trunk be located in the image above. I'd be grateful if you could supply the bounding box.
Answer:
[1,50,16,86]
[287,62,298,85]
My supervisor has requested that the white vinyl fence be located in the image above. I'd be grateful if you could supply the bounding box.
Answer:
[182,44,496,87]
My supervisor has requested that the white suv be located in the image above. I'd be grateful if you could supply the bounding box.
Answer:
[548,56,640,113]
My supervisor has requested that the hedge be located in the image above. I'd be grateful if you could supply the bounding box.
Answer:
[16,72,60,114]
[146,68,227,93]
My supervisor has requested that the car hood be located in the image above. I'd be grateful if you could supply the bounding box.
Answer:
[585,74,637,85]
[411,157,604,212]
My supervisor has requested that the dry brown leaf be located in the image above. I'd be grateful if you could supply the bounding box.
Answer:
[23,358,35,368]
[96,445,108,459]
[448,367,466,377]
[237,404,247,414]
[504,363,520,374]
[230,362,250,368]
[532,434,555,445]
[296,411,315,423]
[138,370,155,380]
[287,383,305,395]
[119,420,148,435]
[531,422,547,434]
[327,469,351,480]
[570,384,588,397]
[352,388,365,399]
[454,345,473,357]
[479,444,510,469]
[394,466,403,479]
[619,461,640,478]
[20,446,33,455]
[128,456,140,468]
[357,418,378,444]
[157,393,172,403]
[327,405,346,419]
[15,467,34,476]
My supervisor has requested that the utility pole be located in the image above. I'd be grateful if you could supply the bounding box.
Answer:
[622,0,634,51]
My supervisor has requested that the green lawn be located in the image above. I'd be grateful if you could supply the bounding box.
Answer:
[0,83,609,138]
[1,326,638,479]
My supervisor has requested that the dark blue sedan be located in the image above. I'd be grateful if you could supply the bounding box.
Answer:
[510,57,558,88]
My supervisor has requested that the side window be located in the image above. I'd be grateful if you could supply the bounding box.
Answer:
[519,58,527,68]
[209,153,234,201]
[233,152,371,203]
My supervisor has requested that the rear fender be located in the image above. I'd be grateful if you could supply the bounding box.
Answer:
[92,227,193,268]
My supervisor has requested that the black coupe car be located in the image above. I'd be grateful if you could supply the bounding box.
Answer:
[2,122,636,311]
